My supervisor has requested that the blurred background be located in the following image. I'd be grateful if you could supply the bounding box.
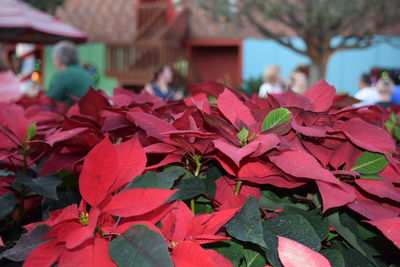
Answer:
[1,0,399,97]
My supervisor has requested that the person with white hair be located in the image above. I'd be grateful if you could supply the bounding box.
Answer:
[47,41,92,104]
[258,65,285,98]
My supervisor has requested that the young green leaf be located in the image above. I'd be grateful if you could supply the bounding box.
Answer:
[26,123,37,141]
[351,151,388,175]
[262,108,291,131]
[237,127,249,146]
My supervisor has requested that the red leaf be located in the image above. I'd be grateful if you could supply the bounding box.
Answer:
[355,179,400,203]
[291,118,326,137]
[40,153,83,176]
[217,89,256,127]
[366,217,400,249]
[0,236,4,247]
[79,135,119,206]
[303,80,335,112]
[78,88,110,121]
[171,241,222,267]
[277,236,331,267]
[24,239,64,267]
[270,150,356,211]
[127,110,175,144]
[66,206,100,249]
[335,118,396,153]
[45,127,88,146]
[0,103,32,141]
[103,188,177,217]
[59,236,116,267]
[214,134,280,166]
[161,201,194,242]
[111,137,147,191]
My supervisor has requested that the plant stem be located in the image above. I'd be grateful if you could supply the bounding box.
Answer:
[190,198,196,213]
[234,180,243,195]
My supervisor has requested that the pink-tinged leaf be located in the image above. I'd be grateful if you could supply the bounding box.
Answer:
[124,202,176,225]
[144,143,177,154]
[277,236,331,267]
[111,137,147,191]
[303,80,336,112]
[79,135,119,206]
[380,165,400,184]
[60,236,116,267]
[171,241,220,267]
[161,201,194,242]
[146,153,183,170]
[291,119,326,137]
[23,239,63,267]
[45,127,88,146]
[66,207,100,249]
[301,141,332,167]
[206,249,234,267]
[189,81,226,98]
[40,153,83,176]
[329,141,362,170]
[214,134,280,166]
[270,150,355,211]
[78,88,110,121]
[0,236,4,247]
[335,118,396,153]
[185,209,238,239]
[103,188,177,217]
[355,179,400,203]
[275,90,312,110]
[217,89,256,127]
[127,110,176,143]
[348,199,399,220]
[366,218,400,249]
[0,103,32,141]
[316,181,356,212]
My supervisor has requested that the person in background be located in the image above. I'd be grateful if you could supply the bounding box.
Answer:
[353,73,380,107]
[290,70,308,94]
[258,65,284,98]
[376,77,395,108]
[47,41,92,104]
[144,65,175,100]
[0,49,22,102]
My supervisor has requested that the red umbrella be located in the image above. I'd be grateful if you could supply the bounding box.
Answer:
[0,0,87,43]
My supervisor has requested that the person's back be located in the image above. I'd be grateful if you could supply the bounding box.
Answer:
[47,41,92,105]
[48,64,91,104]
[354,73,380,107]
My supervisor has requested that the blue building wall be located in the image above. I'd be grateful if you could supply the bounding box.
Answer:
[243,37,400,95]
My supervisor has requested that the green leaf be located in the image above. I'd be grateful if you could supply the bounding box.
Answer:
[359,175,383,180]
[394,126,400,141]
[340,249,375,267]
[283,206,329,242]
[262,108,291,131]
[326,212,377,266]
[15,172,61,200]
[0,224,51,261]
[125,166,187,190]
[26,122,36,141]
[262,226,282,267]
[109,224,173,267]
[207,240,243,266]
[237,127,249,145]
[169,176,211,201]
[243,247,266,267]
[320,249,345,267]
[259,190,308,211]
[225,197,268,249]
[0,192,17,218]
[266,214,321,251]
[351,151,388,175]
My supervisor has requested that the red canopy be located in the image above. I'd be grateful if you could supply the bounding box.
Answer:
[0,0,87,43]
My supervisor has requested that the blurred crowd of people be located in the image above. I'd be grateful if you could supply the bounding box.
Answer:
[258,64,400,108]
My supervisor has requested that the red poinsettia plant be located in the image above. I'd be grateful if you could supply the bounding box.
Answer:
[0,80,399,267]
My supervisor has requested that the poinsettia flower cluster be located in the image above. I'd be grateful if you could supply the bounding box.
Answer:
[1,81,399,266]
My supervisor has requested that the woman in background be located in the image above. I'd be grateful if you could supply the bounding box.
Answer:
[258,65,284,98]
[0,50,22,102]
[144,65,176,101]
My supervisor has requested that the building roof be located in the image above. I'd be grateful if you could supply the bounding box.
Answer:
[56,0,138,43]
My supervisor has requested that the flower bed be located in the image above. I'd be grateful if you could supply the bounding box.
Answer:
[0,81,399,266]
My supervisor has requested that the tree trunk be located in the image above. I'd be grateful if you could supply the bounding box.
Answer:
[308,51,332,86]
